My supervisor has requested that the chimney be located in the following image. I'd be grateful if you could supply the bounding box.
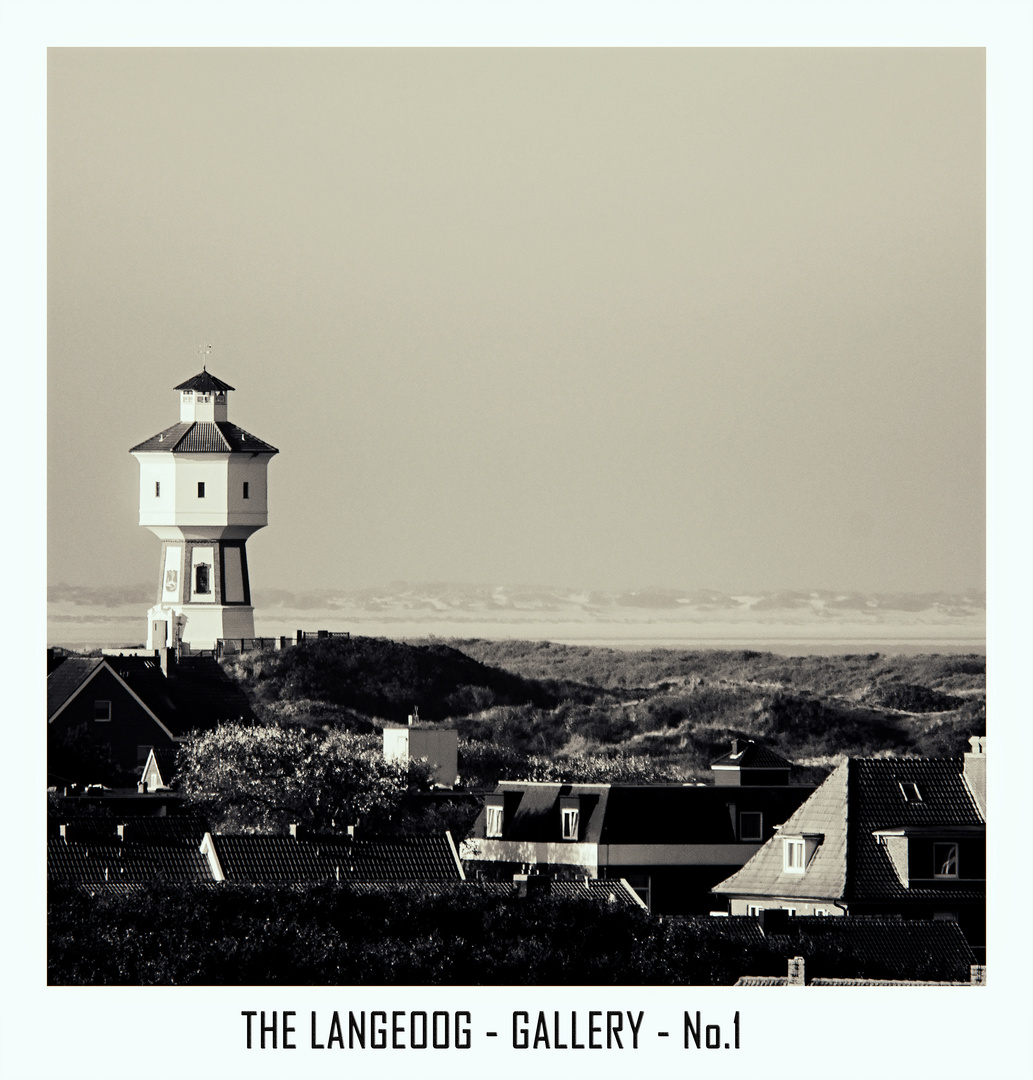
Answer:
[513,872,550,899]
[731,738,740,755]
[59,823,68,842]
[963,736,986,816]
[787,956,806,986]
[289,822,301,840]
[757,907,791,935]
[117,823,126,841]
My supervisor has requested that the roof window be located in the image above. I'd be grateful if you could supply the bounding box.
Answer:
[898,780,922,802]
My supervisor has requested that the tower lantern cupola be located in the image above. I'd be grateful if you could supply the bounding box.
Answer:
[175,368,234,423]
[130,368,278,652]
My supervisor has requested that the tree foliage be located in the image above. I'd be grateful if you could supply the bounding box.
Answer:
[176,724,427,833]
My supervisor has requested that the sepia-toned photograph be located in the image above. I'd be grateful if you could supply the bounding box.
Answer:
[4,7,1031,1079]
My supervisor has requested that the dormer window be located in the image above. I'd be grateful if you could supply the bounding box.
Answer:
[899,780,922,802]
[485,795,504,838]
[784,839,805,872]
[561,807,580,840]
[783,833,823,873]
[934,842,959,879]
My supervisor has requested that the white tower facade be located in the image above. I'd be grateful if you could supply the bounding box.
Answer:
[130,369,278,651]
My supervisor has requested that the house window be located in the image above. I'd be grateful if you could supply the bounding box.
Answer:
[785,907,797,916]
[784,838,806,873]
[154,481,160,497]
[747,905,761,917]
[486,805,503,838]
[195,564,211,594]
[242,481,249,499]
[898,780,922,802]
[561,807,580,840]
[740,811,763,841]
[93,700,111,722]
[197,481,206,498]
[814,908,829,916]
[934,842,959,879]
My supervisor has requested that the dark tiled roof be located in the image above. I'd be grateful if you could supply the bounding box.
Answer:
[600,785,812,845]
[711,741,793,770]
[848,758,984,902]
[129,421,277,455]
[760,915,977,976]
[713,756,985,905]
[48,836,214,885]
[478,782,814,846]
[210,833,464,885]
[49,817,208,844]
[105,656,257,736]
[174,370,235,392]
[47,657,104,718]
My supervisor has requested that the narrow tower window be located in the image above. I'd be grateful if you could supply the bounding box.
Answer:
[195,564,210,594]
[197,481,205,498]
[242,482,249,499]
[155,481,160,497]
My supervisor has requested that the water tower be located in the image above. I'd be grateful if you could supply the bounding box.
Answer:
[130,368,278,650]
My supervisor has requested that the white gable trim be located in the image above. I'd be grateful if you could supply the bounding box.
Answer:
[48,660,178,742]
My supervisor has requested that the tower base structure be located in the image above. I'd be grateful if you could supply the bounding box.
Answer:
[146,603,256,652]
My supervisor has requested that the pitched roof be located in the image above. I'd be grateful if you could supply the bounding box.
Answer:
[711,741,793,771]
[48,835,214,885]
[848,757,984,902]
[208,833,465,885]
[129,420,277,454]
[713,763,849,899]
[480,781,816,845]
[713,756,985,904]
[174,370,235,392]
[104,656,258,736]
[50,816,209,845]
[47,657,104,718]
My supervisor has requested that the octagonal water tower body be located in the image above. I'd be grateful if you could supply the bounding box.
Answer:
[130,369,278,650]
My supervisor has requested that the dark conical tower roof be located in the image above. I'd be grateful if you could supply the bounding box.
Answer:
[173,368,235,393]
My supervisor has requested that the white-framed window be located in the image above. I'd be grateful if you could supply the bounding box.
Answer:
[785,907,797,916]
[784,838,806,873]
[485,805,503,838]
[813,908,830,916]
[747,905,761,917]
[561,807,580,840]
[933,842,959,879]
[93,700,111,722]
[739,811,763,841]
[898,780,922,802]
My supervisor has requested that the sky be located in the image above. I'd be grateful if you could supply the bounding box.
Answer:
[47,47,986,597]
